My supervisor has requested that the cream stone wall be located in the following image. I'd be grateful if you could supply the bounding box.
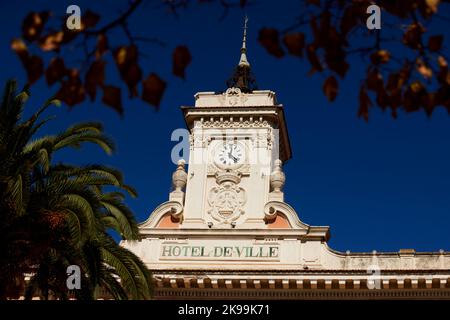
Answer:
[122,231,450,272]
[121,89,450,299]
[194,90,277,107]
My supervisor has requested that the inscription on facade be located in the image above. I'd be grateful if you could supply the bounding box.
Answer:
[160,244,279,261]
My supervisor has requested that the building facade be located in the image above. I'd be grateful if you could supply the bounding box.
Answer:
[121,21,450,300]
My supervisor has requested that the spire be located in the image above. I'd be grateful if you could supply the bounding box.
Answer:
[226,15,257,93]
[238,15,250,68]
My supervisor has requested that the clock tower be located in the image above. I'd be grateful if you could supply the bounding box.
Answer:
[121,18,450,300]
[124,16,329,262]
[166,16,295,230]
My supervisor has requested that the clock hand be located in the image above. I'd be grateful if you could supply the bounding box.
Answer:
[228,148,234,159]
[230,153,238,163]
[226,144,239,163]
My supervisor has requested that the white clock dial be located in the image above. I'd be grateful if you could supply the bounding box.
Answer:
[215,142,244,166]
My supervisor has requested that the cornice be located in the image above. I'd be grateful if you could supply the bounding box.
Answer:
[181,105,292,162]
[154,288,450,300]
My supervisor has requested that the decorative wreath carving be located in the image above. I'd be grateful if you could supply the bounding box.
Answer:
[207,170,246,225]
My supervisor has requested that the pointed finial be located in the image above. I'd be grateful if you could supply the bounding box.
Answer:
[226,15,257,93]
[270,159,285,193]
[239,15,250,68]
[172,159,187,192]
[242,15,248,50]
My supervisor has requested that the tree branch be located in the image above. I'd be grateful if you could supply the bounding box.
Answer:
[83,0,144,36]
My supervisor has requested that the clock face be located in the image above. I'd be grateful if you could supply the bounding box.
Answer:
[214,141,244,167]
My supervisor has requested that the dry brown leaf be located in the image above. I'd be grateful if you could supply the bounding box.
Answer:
[11,38,28,62]
[95,34,108,59]
[22,11,50,42]
[375,87,390,110]
[81,10,100,30]
[142,73,166,108]
[323,76,338,102]
[172,45,192,79]
[114,45,142,97]
[258,28,284,58]
[370,50,391,65]
[25,55,44,85]
[358,86,371,122]
[403,23,425,50]
[39,31,64,51]
[366,68,383,92]
[428,35,443,52]
[438,56,448,68]
[283,32,305,57]
[426,0,440,13]
[102,85,123,115]
[11,38,43,84]
[423,92,437,116]
[416,59,433,79]
[306,44,323,74]
[410,81,426,93]
[85,60,105,100]
[45,57,68,86]
[325,48,349,78]
[340,6,361,36]
[54,69,85,106]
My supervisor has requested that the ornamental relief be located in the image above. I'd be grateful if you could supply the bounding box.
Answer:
[207,170,246,226]
[218,87,248,106]
[201,120,270,129]
[207,182,246,225]
[207,163,250,176]
[190,131,271,150]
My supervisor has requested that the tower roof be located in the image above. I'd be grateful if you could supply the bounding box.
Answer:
[226,16,257,93]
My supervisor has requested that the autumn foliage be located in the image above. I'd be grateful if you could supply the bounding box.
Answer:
[258,0,450,120]
[11,3,191,115]
[10,0,450,121]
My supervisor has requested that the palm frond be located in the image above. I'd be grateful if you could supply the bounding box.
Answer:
[100,246,139,299]
[0,80,149,300]
[54,131,115,155]
[101,201,138,239]
[6,174,24,216]
[59,194,96,234]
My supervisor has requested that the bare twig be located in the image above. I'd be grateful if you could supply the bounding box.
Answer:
[121,22,134,45]
[132,36,166,47]
[83,0,144,36]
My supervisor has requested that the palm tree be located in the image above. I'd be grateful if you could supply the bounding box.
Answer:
[0,80,152,300]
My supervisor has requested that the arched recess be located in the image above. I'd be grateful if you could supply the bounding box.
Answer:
[264,201,310,230]
[139,201,183,229]
[156,214,180,228]
[267,213,290,229]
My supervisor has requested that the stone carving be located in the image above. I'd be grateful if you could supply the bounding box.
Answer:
[172,159,187,192]
[170,159,187,206]
[270,159,285,192]
[222,87,248,106]
[201,120,270,129]
[170,203,183,222]
[207,170,246,225]
[264,205,277,223]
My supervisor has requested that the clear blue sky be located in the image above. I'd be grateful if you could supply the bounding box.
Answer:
[1,1,449,252]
